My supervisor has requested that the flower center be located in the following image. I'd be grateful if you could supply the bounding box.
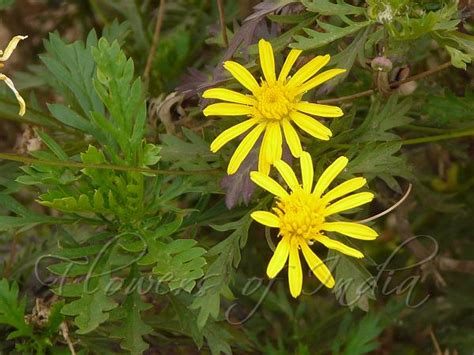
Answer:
[254,81,295,121]
[274,189,325,241]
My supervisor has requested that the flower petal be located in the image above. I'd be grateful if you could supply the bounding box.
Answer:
[228,123,266,174]
[287,54,330,88]
[322,177,367,203]
[267,237,290,278]
[0,35,27,62]
[290,111,332,140]
[317,235,364,258]
[258,39,276,83]
[296,102,343,118]
[203,88,257,105]
[265,122,282,163]
[0,74,26,116]
[300,241,335,288]
[203,103,253,117]
[274,160,300,191]
[210,118,258,152]
[288,240,303,298]
[324,192,375,216]
[313,156,348,197]
[259,129,271,175]
[281,119,302,158]
[295,68,347,95]
[251,211,280,228]
[223,61,260,93]
[300,151,314,193]
[321,222,378,240]
[278,48,302,82]
[250,171,289,199]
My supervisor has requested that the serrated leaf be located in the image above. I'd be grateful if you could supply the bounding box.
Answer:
[302,0,365,16]
[0,279,32,339]
[110,291,152,354]
[292,20,371,50]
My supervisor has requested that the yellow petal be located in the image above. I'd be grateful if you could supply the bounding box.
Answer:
[290,111,332,140]
[295,68,347,95]
[313,156,348,197]
[300,151,314,193]
[322,177,367,203]
[278,48,302,82]
[203,88,257,105]
[317,235,364,258]
[288,240,303,298]
[274,160,300,191]
[281,119,302,158]
[0,74,26,116]
[258,39,276,83]
[223,61,260,93]
[324,192,374,216]
[296,102,343,118]
[267,237,290,278]
[227,124,266,174]
[250,171,289,199]
[203,103,253,117]
[265,123,282,163]
[251,211,280,228]
[300,242,335,288]
[0,35,27,62]
[287,54,330,88]
[210,118,258,152]
[321,222,378,240]
[258,130,271,175]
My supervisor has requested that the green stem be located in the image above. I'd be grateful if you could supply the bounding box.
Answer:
[0,152,222,176]
[399,128,474,145]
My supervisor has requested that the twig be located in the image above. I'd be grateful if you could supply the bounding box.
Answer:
[217,0,229,47]
[317,61,453,105]
[429,327,443,355]
[144,0,166,81]
[356,183,412,223]
[0,152,222,176]
[60,322,77,355]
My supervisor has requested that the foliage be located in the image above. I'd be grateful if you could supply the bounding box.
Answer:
[0,0,473,354]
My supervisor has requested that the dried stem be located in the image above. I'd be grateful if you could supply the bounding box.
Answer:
[217,0,228,47]
[144,0,166,81]
[317,61,453,105]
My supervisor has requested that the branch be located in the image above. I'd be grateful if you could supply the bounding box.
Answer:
[317,62,453,105]
[144,0,166,82]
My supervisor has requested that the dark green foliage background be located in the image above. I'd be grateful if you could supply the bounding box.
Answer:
[0,0,473,354]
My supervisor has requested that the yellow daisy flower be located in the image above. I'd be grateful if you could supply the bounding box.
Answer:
[203,39,346,175]
[0,35,27,116]
[250,152,378,298]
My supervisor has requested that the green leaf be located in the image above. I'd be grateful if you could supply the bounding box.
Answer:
[302,0,365,16]
[145,239,207,292]
[353,96,412,142]
[445,45,471,70]
[0,279,32,339]
[110,291,153,354]
[327,251,376,312]
[292,20,371,50]
[190,213,252,329]
[348,142,413,192]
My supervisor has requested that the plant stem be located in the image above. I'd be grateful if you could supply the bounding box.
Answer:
[317,61,453,105]
[399,128,474,145]
[0,152,222,176]
[144,0,166,82]
[217,0,229,47]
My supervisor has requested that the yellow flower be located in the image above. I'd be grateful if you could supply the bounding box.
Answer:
[203,39,346,175]
[250,152,378,298]
[0,35,27,116]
